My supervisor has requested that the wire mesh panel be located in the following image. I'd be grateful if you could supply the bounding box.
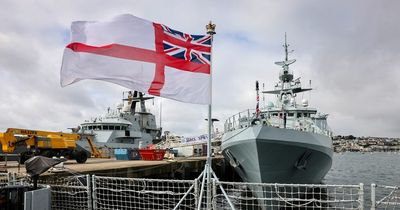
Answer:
[0,173,8,187]
[93,175,197,210]
[373,184,400,209]
[39,175,91,210]
[0,172,27,187]
[196,176,214,210]
[215,181,363,209]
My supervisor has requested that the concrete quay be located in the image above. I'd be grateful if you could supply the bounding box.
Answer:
[2,155,239,181]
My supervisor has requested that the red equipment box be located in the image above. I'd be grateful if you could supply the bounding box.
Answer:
[138,149,166,161]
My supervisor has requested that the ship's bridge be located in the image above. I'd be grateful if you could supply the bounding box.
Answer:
[81,116,132,131]
[224,108,332,137]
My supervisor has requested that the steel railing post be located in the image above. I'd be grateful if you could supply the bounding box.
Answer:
[212,179,217,210]
[247,109,250,127]
[371,183,376,210]
[194,178,199,208]
[86,174,92,210]
[359,183,364,210]
[92,175,97,210]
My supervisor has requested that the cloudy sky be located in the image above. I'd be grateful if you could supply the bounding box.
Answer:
[0,0,399,137]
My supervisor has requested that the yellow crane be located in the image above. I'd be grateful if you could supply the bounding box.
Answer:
[0,128,106,164]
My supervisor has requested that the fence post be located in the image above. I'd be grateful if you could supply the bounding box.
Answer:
[358,183,364,210]
[194,178,198,208]
[247,109,250,127]
[371,183,376,210]
[86,174,92,210]
[7,172,11,186]
[92,175,96,210]
[212,179,217,210]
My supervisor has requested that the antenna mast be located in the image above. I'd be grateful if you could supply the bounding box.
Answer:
[284,32,289,61]
[256,81,260,118]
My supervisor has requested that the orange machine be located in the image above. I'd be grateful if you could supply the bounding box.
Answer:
[0,128,105,163]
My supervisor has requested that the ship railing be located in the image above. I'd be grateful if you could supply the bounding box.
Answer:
[297,118,333,137]
[6,173,400,209]
[0,172,7,187]
[371,183,400,210]
[0,172,27,187]
[92,175,198,210]
[224,109,257,132]
[37,174,92,210]
[215,181,364,210]
[224,110,333,137]
[0,172,12,187]
[43,175,364,209]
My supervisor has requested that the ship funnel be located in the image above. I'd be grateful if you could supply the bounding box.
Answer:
[130,91,138,113]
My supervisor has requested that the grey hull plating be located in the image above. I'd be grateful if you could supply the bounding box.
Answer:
[222,125,333,184]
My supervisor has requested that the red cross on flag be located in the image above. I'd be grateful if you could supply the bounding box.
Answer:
[61,14,212,104]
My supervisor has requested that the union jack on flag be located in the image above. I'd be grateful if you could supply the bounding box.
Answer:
[161,25,212,65]
[62,14,213,105]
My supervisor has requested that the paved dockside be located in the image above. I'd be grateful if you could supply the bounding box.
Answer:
[2,156,227,179]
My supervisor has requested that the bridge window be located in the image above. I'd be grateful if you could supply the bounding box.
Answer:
[103,125,109,130]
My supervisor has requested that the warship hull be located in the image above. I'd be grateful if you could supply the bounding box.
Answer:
[221,125,332,184]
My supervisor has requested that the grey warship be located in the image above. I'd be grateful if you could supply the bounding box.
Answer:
[221,37,333,184]
[76,91,162,153]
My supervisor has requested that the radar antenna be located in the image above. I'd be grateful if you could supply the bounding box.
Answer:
[274,33,296,69]
[284,32,294,61]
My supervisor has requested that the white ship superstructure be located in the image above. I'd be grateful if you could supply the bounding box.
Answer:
[76,91,161,151]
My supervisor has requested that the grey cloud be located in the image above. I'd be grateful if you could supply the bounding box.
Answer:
[0,0,399,138]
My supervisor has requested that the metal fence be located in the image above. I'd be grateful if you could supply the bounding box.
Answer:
[0,172,26,187]
[46,176,365,209]
[39,174,92,210]
[371,184,400,210]
[215,181,363,209]
[2,173,400,209]
[92,175,197,210]
[0,172,8,187]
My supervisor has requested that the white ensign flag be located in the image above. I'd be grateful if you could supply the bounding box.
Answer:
[61,14,212,104]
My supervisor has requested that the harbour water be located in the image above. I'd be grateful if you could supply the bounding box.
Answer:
[324,152,400,186]
[324,152,400,208]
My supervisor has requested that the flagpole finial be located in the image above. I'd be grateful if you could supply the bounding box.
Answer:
[206,21,216,35]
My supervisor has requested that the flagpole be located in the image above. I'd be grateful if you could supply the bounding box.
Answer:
[206,21,216,210]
